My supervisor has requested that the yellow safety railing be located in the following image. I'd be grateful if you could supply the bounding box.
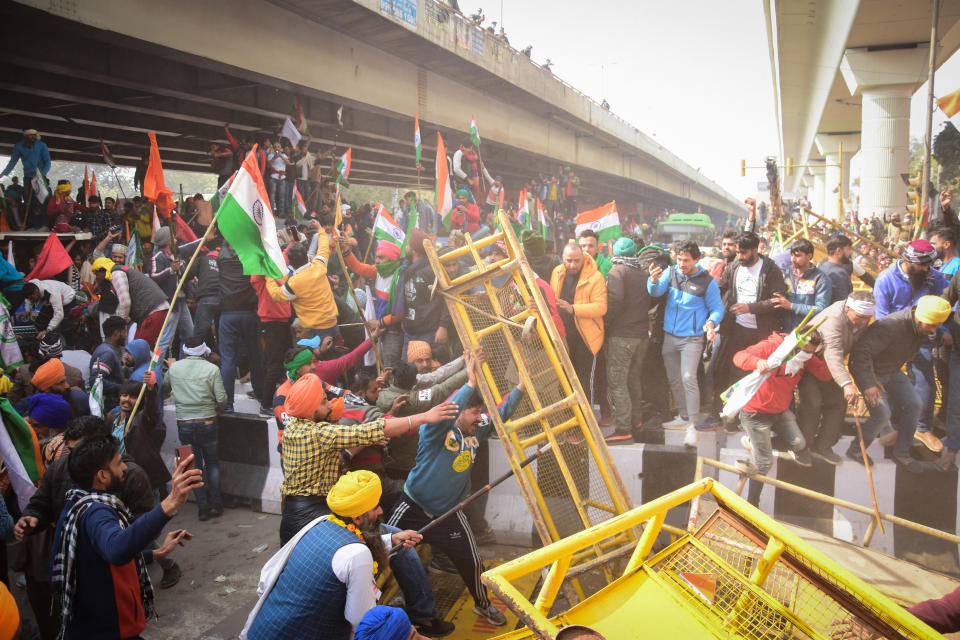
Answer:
[697,456,960,548]
[482,478,941,640]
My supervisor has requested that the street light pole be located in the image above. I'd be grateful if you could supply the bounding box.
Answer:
[921,0,940,228]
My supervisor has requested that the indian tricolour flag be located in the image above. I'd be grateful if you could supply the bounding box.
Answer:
[537,198,549,240]
[0,397,43,509]
[414,114,422,165]
[436,133,454,229]
[374,206,405,249]
[333,148,352,185]
[575,201,620,242]
[517,189,529,225]
[470,115,481,147]
[215,146,287,279]
[126,228,143,268]
[294,185,307,219]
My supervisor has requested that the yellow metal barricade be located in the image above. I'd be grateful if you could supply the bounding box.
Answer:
[482,478,942,640]
[422,213,636,597]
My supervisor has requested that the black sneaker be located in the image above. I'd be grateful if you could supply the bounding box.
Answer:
[209,505,224,518]
[428,554,458,575]
[792,449,813,468]
[811,449,843,465]
[258,406,274,419]
[160,561,182,589]
[415,618,455,638]
[845,446,873,467]
[246,390,259,400]
[892,455,929,473]
[198,508,211,522]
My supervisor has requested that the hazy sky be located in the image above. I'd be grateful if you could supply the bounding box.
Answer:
[460,0,960,202]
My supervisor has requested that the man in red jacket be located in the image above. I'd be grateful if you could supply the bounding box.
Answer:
[732,330,832,505]
[450,189,480,233]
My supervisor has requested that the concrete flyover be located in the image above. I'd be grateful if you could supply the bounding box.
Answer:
[764,0,960,218]
[1,0,744,219]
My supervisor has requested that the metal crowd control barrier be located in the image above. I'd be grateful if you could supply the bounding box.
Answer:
[482,478,941,640]
[421,212,636,601]
[695,456,960,549]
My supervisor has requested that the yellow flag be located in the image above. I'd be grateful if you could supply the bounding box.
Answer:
[937,87,960,118]
[334,192,343,235]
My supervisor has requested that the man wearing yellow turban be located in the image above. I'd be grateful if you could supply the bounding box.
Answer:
[850,295,951,472]
[244,470,453,639]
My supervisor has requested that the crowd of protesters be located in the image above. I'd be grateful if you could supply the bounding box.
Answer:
[0,122,959,638]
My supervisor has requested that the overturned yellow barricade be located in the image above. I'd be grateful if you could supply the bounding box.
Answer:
[422,212,636,597]
[482,478,941,640]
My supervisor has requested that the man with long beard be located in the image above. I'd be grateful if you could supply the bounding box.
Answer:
[873,239,949,454]
[242,471,452,639]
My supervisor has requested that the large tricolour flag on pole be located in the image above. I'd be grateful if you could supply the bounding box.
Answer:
[470,115,481,147]
[0,397,43,509]
[575,201,621,242]
[215,145,287,279]
[294,185,307,219]
[333,148,351,185]
[517,189,529,226]
[414,114,422,165]
[436,133,454,229]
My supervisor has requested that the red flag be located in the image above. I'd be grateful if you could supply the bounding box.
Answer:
[24,233,72,281]
[142,132,176,217]
[173,214,197,243]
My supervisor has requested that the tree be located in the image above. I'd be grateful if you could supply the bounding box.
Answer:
[910,125,960,194]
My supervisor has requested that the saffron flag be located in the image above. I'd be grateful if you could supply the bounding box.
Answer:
[436,133,454,229]
[470,115,481,147]
[89,374,104,418]
[938,87,960,118]
[24,233,72,281]
[89,171,99,199]
[414,114,422,165]
[294,185,307,219]
[575,201,621,243]
[374,206,405,249]
[332,148,351,185]
[142,132,176,217]
[83,167,90,202]
[174,214,197,243]
[281,116,302,147]
[100,137,117,167]
[0,397,43,509]
[214,145,287,279]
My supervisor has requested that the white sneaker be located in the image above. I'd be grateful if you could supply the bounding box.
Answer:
[683,424,699,448]
[664,415,690,430]
[740,435,753,453]
[473,604,506,626]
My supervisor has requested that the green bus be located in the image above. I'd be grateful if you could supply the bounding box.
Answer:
[654,213,715,246]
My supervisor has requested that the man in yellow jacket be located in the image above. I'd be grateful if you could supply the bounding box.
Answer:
[267,221,340,340]
[551,242,607,392]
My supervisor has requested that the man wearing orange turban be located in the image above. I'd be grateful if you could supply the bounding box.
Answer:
[31,358,67,393]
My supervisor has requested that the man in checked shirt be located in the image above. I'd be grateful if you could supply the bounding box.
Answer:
[277,372,458,636]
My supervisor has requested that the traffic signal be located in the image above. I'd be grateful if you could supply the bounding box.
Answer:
[906,173,921,216]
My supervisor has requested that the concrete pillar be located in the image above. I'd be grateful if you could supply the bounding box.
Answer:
[840,46,929,219]
[815,134,860,220]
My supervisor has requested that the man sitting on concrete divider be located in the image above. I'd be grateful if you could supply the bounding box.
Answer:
[849,295,952,472]
[244,470,453,639]
[387,349,525,628]
[793,292,874,466]
[732,328,831,505]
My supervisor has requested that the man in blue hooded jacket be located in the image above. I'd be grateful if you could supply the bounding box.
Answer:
[648,239,724,447]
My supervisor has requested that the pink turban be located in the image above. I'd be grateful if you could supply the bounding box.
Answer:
[377,241,402,262]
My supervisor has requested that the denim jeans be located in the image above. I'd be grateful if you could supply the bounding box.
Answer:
[795,373,845,454]
[219,310,265,409]
[380,331,404,368]
[739,409,805,474]
[177,419,221,511]
[662,333,705,420]
[860,370,922,458]
[192,295,220,346]
[382,523,438,623]
[606,336,647,431]
[306,325,339,342]
[910,339,937,434]
[156,299,194,358]
[267,177,287,214]
[944,347,960,451]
